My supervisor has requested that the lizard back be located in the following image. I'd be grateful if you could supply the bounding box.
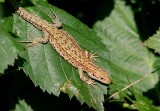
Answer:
[15,6,111,84]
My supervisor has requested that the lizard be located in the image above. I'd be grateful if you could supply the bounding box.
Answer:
[9,1,111,86]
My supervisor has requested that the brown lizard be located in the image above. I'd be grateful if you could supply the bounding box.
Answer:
[13,6,111,86]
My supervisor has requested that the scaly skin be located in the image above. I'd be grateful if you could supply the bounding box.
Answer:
[16,7,111,85]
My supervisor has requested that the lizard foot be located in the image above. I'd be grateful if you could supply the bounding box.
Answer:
[49,9,62,28]
[20,31,49,47]
[85,50,98,61]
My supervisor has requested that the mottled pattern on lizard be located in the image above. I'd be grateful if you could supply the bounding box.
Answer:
[16,7,111,86]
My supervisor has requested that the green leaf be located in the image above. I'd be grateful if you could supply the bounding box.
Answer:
[30,0,47,2]
[11,1,110,111]
[94,0,158,94]
[133,91,154,111]
[0,19,22,74]
[0,0,4,3]
[144,30,160,54]
[12,99,33,111]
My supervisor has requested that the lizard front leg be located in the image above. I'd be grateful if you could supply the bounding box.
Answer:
[20,30,49,47]
[78,67,95,87]
[49,9,62,28]
[85,50,98,61]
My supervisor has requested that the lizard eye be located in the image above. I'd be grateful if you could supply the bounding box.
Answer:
[100,77,104,80]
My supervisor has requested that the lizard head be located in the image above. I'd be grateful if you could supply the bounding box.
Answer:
[88,69,111,84]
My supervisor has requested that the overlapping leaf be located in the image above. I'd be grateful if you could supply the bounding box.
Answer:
[12,99,33,111]
[144,30,160,54]
[0,19,22,74]
[94,0,158,95]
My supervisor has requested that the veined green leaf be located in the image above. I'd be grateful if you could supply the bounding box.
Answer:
[0,19,22,74]
[94,0,158,95]
[11,1,110,111]
[144,30,160,54]
[133,91,154,111]
[12,99,33,111]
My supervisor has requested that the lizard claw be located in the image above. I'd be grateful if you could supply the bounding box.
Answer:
[20,39,39,47]
[49,9,62,28]
[85,50,98,61]
[89,52,98,61]
[86,79,96,87]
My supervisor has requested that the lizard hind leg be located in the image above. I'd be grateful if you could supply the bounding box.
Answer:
[49,9,62,28]
[78,67,96,87]
[20,31,49,47]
